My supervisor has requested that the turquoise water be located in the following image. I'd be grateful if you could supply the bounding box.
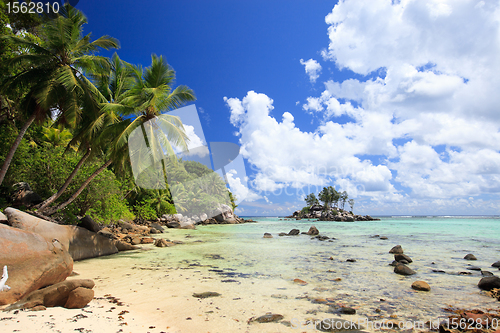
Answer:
[164,216,500,319]
[80,216,500,329]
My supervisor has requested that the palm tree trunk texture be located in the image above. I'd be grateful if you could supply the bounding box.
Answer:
[0,113,37,186]
[45,159,112,216]
[37,147,92,212]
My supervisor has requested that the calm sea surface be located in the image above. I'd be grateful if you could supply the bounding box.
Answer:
[82,216,500,327]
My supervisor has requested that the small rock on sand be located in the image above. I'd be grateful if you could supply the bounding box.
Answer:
[192,292,221,298]
[411,281,431,291]
[263,233,273,238]
[492,261,500,268]
[251,313,284,323]
[293,278,308,285]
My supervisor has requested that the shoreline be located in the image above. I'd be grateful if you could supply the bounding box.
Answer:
[2,217,500,333]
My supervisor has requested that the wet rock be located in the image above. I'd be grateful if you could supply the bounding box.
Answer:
[478,276,500,291]
[131,237,141,245]
[464,254,477,260]
[389,245,403,254]
[394,253,413,263]
[316,318,365,332]
[379,236,388,240]
[288,229,300,236]
[398,260,409,265]
[263,233,273,238]
[466,265,481,271]
[411,281,431,291]
[340,307,356,314]
[315,235,330,241]
[251,313,284,323]
[278,232,288,236]
[492,261,500,268]
[307,226,319,236]
[192,292,221,298]
[482,271,494,277]
[389,260,399,266]
[346,259,356,263]
[394,264,416,276]
[432,269,446,273]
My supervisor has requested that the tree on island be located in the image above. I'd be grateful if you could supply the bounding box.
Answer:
[348,198,354,213]
[305,193,319,206]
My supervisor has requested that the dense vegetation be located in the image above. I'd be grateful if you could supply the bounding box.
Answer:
[0,3,234,224]
[304,186,354,213]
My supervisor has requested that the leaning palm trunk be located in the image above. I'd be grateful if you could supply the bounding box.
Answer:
[45,159,112,216]
[37,147,92,212]
[0,113,36,186]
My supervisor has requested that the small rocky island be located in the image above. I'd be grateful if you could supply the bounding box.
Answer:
[285,187,380,222]
[286,204,380,221]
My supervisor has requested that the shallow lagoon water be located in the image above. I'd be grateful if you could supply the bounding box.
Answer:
[75,216,500,332]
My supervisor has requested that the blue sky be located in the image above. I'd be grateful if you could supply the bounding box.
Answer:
[77,0,500,216]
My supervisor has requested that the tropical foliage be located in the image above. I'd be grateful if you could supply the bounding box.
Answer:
[0,4,234,224]
[305,186,354,213]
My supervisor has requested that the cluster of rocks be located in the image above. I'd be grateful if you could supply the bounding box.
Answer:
[389,245,417,276]
[263,226,333,242]
[0,208,94,309]
[286,204,380,222]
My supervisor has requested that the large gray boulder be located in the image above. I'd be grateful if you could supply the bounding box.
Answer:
[4,207,118,261]
[0,223,73,305]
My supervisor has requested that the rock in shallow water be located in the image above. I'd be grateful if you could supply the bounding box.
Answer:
[389,245,404,254]
[307,226,319,236]
[288,229,300,236]
[394,264,416,276]
[492,261,500,268]
[263,233,273,238]
[394,253,413,263]
[478,276,500,291]
[411,281,431,291]
[464,254,477,260]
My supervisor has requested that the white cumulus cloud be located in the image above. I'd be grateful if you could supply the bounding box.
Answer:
[300,58,322,83]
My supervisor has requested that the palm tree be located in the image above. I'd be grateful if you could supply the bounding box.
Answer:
[0,4,119,186]
[44,54,196,215]
[36,53,129,212]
